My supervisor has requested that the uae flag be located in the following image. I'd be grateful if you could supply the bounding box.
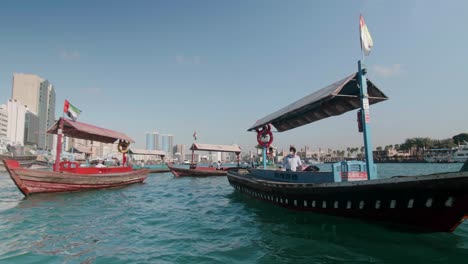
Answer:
[359,15,373,56]
[64,100,81,121]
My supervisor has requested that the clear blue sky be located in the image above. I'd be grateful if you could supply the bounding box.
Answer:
[0,0,467,152]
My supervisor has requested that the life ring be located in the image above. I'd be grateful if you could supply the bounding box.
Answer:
[257,130,273,148]
[117,140,130,153]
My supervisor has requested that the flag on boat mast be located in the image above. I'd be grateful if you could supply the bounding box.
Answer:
[193,131,197,141]
[63,100,81,121]
[359,15,373,56]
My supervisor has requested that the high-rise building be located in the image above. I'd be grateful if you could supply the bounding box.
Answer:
[11,73,56,150]
[145,132,154,150]
[161,134,174,158]
[154,132,159,150]
[46,84,56,150]
[145,131,159,150]
[24,111,39,146]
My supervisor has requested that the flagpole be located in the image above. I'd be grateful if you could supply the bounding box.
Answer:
[358,15,376,180]
[53,109,65,172]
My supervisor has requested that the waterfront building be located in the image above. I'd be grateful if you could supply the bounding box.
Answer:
[11,73,56,150]
[185,153,200,163]
[0,104,8,139]
[175,144,186,160]
[6,99,28,145]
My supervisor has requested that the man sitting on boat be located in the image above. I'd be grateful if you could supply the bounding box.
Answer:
[216,160,222,170]
[282,146,302,171]
[95,160,106,168]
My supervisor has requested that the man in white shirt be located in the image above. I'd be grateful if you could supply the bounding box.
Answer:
[282,146,302,171]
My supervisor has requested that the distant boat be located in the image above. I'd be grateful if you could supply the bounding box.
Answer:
[0,153,37,171]
[0,144,37,171]
[424,142,468,163]
[227,71,468,232]
[128,149,170,173]
[3,117,149,197]
[168,143,241,177]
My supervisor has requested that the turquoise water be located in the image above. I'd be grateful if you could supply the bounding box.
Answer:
[1,163,467,263]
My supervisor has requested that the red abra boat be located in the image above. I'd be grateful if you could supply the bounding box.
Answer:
[168,143,241,177]
[2,117,149,197]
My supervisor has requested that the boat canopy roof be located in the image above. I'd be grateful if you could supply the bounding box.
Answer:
[47,118,134,144]
[190,143,241,153]
[69,145,93,154]
[247,73,388,132]
[128,149,166,156]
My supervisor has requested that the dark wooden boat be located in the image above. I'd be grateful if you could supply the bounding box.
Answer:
[227,69,468,232]
[168,163,228,177]
[228,164,468,232]
[168,143,241,177]
[3,116,149,197]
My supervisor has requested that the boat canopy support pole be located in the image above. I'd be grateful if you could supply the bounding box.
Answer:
[191,148,194,165]
[358,60,376,180]
[262,147,267,168]
[53,117,64,172]
[236,152,240,167]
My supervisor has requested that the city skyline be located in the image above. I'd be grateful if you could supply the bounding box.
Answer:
[0,1,467,153]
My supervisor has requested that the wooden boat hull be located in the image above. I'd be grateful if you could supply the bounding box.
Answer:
[3,159,149,197]
[148,168,170,173]
[168,164,227,177]
[227,169,468,232]
[133,165,170,173]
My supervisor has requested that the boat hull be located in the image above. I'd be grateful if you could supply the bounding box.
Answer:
[168,164,227,177]
[132,165,170,173]
[227,170,468,232]
[3,159,149,197]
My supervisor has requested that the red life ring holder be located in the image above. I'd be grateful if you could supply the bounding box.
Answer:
[257,130,273,148]
[255,124,271,134]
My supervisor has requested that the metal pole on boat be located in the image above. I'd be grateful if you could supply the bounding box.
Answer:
[262,147,267,168]
[358,60,376,180]
[53,117,64,172]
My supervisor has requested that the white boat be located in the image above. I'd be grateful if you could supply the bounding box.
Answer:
[424,142,468,163]
[452,142,468,162]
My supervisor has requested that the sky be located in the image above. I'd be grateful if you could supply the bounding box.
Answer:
[0,0,467,153]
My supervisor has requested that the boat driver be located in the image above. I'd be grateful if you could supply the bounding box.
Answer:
[282,146,302,171]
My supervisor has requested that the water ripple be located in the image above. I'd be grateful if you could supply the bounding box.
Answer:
[1,167,468,263]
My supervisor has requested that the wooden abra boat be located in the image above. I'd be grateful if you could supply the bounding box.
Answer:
[129,149,170,173]
[168,143,241,177]
[3,117,149,197]
[227,67,468,232]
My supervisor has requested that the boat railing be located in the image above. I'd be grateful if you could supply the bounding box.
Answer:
[59,161,132,174]
[332,161,375,182]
